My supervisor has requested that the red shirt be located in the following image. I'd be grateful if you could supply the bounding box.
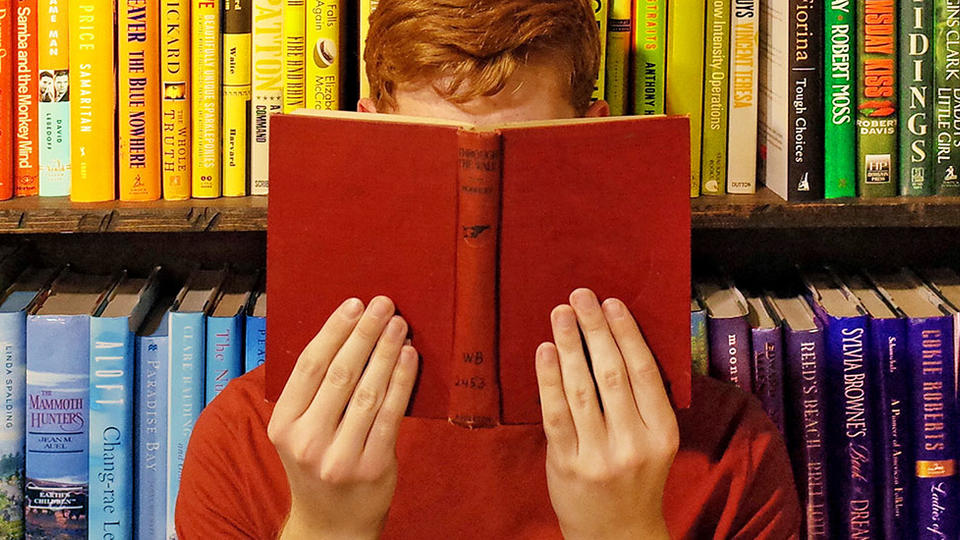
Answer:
[176,366,800,539]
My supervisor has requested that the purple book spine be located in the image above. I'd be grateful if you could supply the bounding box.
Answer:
[752,325,785,433]
[871,317,910,540]
[783,323,830,538]
[908,316,958,539]
[708,314,753,393]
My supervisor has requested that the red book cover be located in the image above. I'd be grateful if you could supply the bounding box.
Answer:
[0,0,14,200]
[266,111,692,424]
[14,0,38,196]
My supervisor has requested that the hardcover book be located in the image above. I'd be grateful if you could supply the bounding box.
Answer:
[160,0,191,201]
[223,0,252,196]
[245,290,266,373]
[119,0,161,201]
[205,271,257,404]
[726,0,759,194]
[745,293,784,432]
[604,0,630,115]
[192,0,221,198]
[690,296,708,377]
[305,0,341,111]
[695,278,753,393]
[0,0,13,200]
[857,0,898,198]
[281,0,305,112]
[824,0,856,198]
[632,0,666,115]
[37,0,70,197]
[900,0,934,196]
[935,0,960,195]
[251,0,282,195]
[665,0,705,196]
[699,0,731,196]
[920,267,960,395]
[266,111,692,424]
[15,0,38,196]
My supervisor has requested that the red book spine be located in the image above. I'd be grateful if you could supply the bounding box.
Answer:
[0,0,13,199]
[14,0,38,196]
[448,130,502,428]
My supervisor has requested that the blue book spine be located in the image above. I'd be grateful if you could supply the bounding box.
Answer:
[167,311,204,536]
[908,316,959,539]
[89,317,135,540]
[25,314,89,539]
[708,315,753,392]
[205,314,243,405]
[751,325,785,433]
[136,334,168,540]
[871,317,910,540]
[0,311,27,538]
[244,314,266,373]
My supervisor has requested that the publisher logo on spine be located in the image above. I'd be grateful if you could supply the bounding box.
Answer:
[864,154,891,184]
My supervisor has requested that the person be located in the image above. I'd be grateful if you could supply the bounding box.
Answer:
[54,71,69,102]
[175,0,802,537]
[38,71,55,103]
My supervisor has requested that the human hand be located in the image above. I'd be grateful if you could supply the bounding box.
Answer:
[536,288,678,540]
[269,296,418,540]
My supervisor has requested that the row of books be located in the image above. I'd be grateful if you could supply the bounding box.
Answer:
[0,254,266,539]
[693,267,960,538]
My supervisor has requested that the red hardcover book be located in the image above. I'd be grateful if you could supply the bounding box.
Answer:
[266,111,692,424]
[0,0,14,199]
[14,0,38,196]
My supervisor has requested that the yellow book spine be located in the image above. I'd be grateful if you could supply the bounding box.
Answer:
[192,0,221,197]
[604,0,630,115]
[119,0,161,200]
[250,0,282,195]
[592,0,608,102]
[161,0,191,200]
[665,0,705,197]
[358,0,378,99]
[223,0,251,196]
[305,0,340,110]
[281,0,305,112]
[69,0,115,202]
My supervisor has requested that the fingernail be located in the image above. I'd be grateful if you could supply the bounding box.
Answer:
[388,316,406,338]
[369,297,392,318]
[342,298,363,318]
[570,289,595,311]
[602,299,624,319]
[554,307,576,330]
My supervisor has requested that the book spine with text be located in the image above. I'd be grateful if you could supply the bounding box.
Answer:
[136,332,168,539]
[632,0,666,115]
[708,315,753,393]
[726,0,759,193]
[700,0,731,195]
[245,312,265,372]
[192,0,221,198]
[69,0,115,202]
[0,311,26,536]
[161,0,191,201]
[751,323,785,433]
[824,0,856,198]
[592,0,609,101]
[691,300,708,376]
[604,0,630,115]
[305,0,341,111]
[89,317,135,538]
[0,0,13,200]
[166,311,204,534]
[205,313,243,405]
[934,0,960,195]
[119,0,161,201]
[37,0,69,197]
[281,0,304,112]
[899,0,934,196]
[357,0,378,99]
[665,0,705,196]
[25,314,89,538]
[857,0,898,198]
[250,0,282,195]
[223,0,251,196]
[14,0,38,196]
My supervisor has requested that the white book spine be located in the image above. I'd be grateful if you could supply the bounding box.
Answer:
[757,0,788,199]
[726,0,759,193]
[250,0,283,195]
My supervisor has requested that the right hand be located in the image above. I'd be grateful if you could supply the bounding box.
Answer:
[269,296,418,540]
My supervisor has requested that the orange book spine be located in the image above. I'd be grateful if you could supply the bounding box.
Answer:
[119,0,160,200]
[0,0,14,200]
[14,0,38,196]
[447,130,502,428]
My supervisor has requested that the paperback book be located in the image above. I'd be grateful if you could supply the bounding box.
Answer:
[900,0,934,196]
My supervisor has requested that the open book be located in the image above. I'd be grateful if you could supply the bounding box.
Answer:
[266,110,691,425]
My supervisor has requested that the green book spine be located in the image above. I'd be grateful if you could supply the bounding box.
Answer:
[935,0,960,195]
[825,0,856,198]
[899,0,934,196]
[632,0,667,115]
[666,0,706,197]
[701,0,731,195]
[605,0,631,115]
[857,0,898,198]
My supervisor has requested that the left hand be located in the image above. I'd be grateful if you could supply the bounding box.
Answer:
[536,288,679,540]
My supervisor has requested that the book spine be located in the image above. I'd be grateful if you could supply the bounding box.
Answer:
[89,317,134,538]
[824,0,857,198]
[700,0,731,195]
[871,317,910,540]
[751,325,785,433]
[357,0,378,99]
[205,314,242,405]
[783,325,831,538]
[160,0,191,201]
[244,313,265,372]
[69,0,115,202]
[136,334,168,540]
[725,0,759,193]
[305,0,340,111]
[281,0,304,112]
[223,0,251,197]
[934,0,960,195]
[448,130,501,428]
[604,0,630,115]
[14,0,38,196]
[0,312,26,536]
[856,0,898,198]
[37,0,69,197]
[0,0,12,201]
[691,306,708,376]
[592,0,609,101]
[119,0,161,201]
[632,0,666,115]
[665,0,705,196]
[908,316,959,539]
[167,311,204,535]
[899,0,934,196]
[25,314,89,538]
[707,315,753,392]
[192,0,221,198]
[250,0,282,196]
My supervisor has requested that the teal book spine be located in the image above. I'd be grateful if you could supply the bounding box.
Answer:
[701,0,731,195]
[89,316,135,540]
[857,0,898,198]
[899,0,934,195]
[824,0,857,198]
[205,313,243,404]
[632,0,667,115]
[934,0,960,195]
[38,100,70,197]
